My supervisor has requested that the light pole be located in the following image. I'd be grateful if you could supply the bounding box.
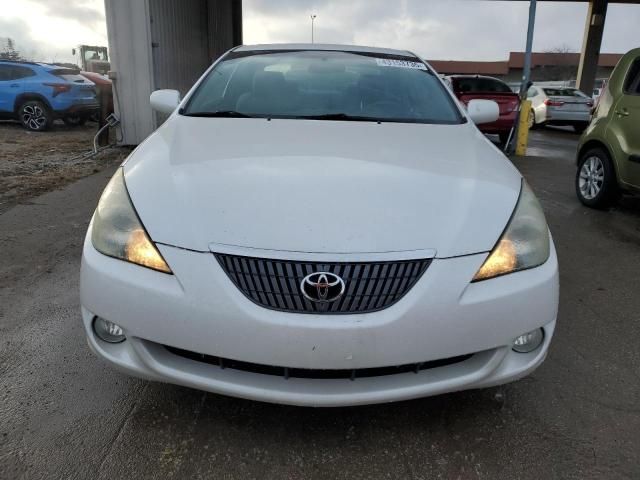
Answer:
[310,14,317,43]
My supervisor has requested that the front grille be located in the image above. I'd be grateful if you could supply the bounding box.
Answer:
[165,345,472,380]
[214,254,431,314]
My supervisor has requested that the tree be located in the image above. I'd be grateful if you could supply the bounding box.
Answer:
[0,38,24,61]
[536,45,578,83]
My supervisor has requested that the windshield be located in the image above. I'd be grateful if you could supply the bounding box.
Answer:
[50,68,87,83]
[543,88,588,98]
[84,49,108,61]
[453,77,513,94]
[183,50,463,124]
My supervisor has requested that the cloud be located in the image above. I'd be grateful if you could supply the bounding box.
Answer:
[2,0,639,65]
[0,18,52,61]
[28,0,105,28]
[243,0,640,60]
[1,0,107,63]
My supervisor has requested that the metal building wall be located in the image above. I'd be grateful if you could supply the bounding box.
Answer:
[149,0,210,96]
[208,0,243,61]
[104,0,155,145]
[104,0,242,145]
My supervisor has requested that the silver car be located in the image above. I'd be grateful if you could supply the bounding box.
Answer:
[527,86,593,133]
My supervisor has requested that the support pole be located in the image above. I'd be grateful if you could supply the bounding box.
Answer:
[97,86,110,147]
[577,0,608,95]
[311,14,317,44]
[520,0,536,99]
[512,0,536,156]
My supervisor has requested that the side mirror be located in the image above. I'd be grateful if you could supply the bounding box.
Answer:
[467,99,500,125]
[150,89,180,114]
[72,48,76,56]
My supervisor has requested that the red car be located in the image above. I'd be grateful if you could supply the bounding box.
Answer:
[444,75,519,145]
[80,71,113,121]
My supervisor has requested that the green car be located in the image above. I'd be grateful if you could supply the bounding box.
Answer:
[576,47,640,208]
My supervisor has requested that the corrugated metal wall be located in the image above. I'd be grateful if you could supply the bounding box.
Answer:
[149,0,241,96]
[149,0,210,96]
[105,0,242,144]
[208,0,242,61]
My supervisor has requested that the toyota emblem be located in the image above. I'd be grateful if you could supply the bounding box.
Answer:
[300,272,346,303]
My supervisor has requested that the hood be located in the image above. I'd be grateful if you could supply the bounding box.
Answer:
[124,116,521,258]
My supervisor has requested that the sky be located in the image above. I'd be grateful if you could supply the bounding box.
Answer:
[0,0,639,64]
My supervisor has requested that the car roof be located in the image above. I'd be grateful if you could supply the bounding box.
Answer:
[38,63,79,70]
[0,60,39,66]
[0,60,77,71]
[446,75,505,82]
[233,43,415,58]
[538,85,577,91]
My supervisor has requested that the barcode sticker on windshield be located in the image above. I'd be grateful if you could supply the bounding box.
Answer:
[375,58,427,70]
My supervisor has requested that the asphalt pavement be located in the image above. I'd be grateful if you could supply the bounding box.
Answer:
[1,129,639,479]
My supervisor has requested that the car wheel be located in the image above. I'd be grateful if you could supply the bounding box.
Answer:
[62,114,87,127]
[498,132,511,146]
[19,100,52,131]
[573,123,588,134]
[576,148,616,209]
[528,109,537,130]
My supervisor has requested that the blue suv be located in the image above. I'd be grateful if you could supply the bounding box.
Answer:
[0,60,99,131]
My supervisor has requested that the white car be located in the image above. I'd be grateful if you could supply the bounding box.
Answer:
[80,44,559,407]
[527,85,593,133]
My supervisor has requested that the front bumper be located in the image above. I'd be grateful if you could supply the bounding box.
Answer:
[80,230,559,407]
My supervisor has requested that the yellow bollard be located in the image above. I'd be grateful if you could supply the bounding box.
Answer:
[515,100,531,156]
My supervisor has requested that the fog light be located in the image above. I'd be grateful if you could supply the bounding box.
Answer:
[93,317,126,343]
[512,328,544,353]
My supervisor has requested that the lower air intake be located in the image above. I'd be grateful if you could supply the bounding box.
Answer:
[165,345,472,380]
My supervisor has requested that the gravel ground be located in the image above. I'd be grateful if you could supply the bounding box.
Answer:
[0,121,129,214]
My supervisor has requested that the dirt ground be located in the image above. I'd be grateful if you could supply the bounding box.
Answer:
[0,120,129,214]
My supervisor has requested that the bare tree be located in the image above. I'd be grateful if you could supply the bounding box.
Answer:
[0,38,24,61]
[536,44,578,82]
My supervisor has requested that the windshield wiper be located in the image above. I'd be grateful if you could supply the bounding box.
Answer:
[296,113,382,122]
[183,111,386,122]
[182,110,254,118]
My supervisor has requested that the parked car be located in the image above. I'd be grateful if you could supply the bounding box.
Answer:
[590,79,608,115]
[80,71,113,122]
[444,75,519,145]
[0,60,98,131]
[526,85,593,133]
[81,44,558,407]
[507,82,521,93]
[592,87,602,100]
[575,47,640,208]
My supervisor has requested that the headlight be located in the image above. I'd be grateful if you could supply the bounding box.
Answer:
[473,181,549,281]
[91,169,172,273]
